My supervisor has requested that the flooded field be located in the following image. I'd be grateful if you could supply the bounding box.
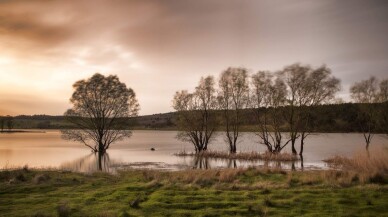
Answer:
[0,130,387,172]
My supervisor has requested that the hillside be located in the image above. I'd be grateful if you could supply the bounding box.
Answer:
[1,103,386,133]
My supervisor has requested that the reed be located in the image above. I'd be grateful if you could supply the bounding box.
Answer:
[324,148,388,184]
[175,150,299,161]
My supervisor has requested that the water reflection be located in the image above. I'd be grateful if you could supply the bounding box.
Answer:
[227,159,237,169]
[1,130,386,171]
[59,152,305,172]
[60,153,116,173]
[179,155,303,170]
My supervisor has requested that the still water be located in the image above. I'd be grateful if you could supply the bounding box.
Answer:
[0,130,387,172]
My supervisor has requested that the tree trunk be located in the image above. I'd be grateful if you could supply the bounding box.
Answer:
[300,154,304,170]
[291,139,297,155]
[299,138,304,156]
[230,143,237,154]
[98,141,105,153]
[97,152,103,171]
[364,133,371,150]
[203,142,208,151]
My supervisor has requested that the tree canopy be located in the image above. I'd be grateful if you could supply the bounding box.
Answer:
[62,73,139,153]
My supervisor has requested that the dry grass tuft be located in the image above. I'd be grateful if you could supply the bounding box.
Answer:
[218,168,246,182]
[135,167,291,190]
[321,170,359,186]
[175,150,299,162]
[324,148,388,184]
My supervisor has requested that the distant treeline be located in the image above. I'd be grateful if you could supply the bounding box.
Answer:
[1,102,386,133]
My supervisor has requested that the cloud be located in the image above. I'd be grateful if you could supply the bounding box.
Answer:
[0,0,387,115]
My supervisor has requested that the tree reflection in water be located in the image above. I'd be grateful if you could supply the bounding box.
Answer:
[193,155,210,169]
[60,152,113,173]
[183,155,300,170]
[227,159,237,168]
[61,153,301,172]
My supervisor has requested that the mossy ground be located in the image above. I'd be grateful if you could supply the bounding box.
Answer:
[0,168,387,217]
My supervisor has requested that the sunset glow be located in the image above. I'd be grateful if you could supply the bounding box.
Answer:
[1,0,388,115]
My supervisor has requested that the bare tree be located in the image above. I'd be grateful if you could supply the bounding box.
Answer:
[251,71,290,153]
[62,73,139,153]
[281,64,309,155]
[173,76,218,152]
[194,76,218,151]
[281,63,340,155]
[218,67,249,153]
[296,65,340,155]
[350,76,379,149]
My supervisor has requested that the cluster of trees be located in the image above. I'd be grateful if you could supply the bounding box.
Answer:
[173,63,341,156]
[1,70,386,160]
[350,77,388,149]
[0,116,14,132]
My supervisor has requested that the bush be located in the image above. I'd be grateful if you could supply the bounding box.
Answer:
[33,174,50,184]
[57,202,70,217]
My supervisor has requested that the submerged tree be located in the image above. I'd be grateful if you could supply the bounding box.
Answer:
[173,76,218,152]
[62,73,139,153]
[281,64,340,155]
[350,76,379,149]
[293,65,340,156]
[251,71,290,153]
[351,78,388,139]
[218,67,250,154]
[281,64,310,155]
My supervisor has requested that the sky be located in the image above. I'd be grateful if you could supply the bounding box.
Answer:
[0,0,388,116]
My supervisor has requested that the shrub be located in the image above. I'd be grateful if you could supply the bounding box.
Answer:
[57,202,70,217]
[33,174,50,184]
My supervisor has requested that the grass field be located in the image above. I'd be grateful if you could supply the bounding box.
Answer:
[1,167,387,217]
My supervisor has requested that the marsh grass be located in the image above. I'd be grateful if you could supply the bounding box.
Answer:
[175,150,299,161]
[1,166,387,216]
[324,148,388,184]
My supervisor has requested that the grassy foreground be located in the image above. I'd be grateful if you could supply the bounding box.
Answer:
[0,167,387,217]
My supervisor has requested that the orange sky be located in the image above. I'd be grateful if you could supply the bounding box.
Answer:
[1,0,388,116]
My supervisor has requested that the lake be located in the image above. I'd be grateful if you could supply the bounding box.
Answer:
[0,130,387,172]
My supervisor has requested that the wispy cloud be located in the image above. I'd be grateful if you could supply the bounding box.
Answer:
[0,0,387,115]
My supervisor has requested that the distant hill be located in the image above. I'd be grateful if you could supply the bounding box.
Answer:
[130,112,176,129]
[1,103,386,133]
[4,112,177,130]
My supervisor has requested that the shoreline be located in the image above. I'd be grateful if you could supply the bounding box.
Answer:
[0,130,46,133]
[4,128,388,135]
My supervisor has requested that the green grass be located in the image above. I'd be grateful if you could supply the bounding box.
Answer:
[0,168,387,217]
